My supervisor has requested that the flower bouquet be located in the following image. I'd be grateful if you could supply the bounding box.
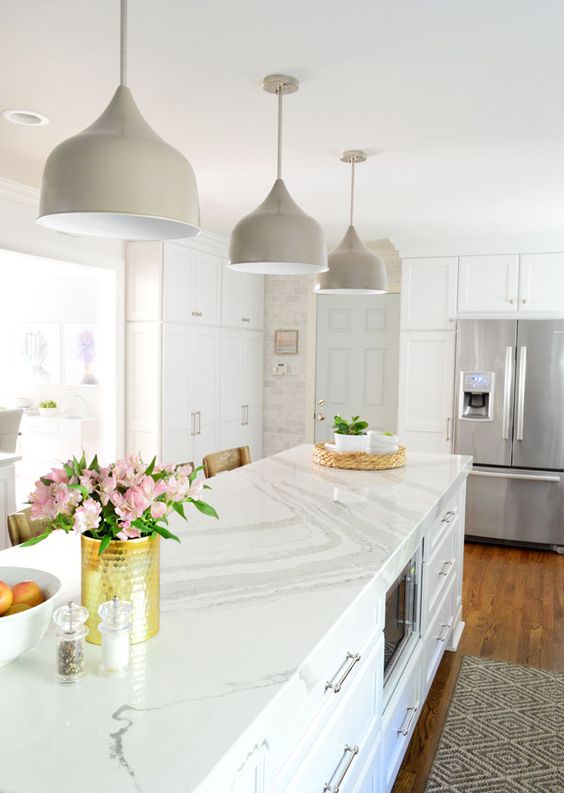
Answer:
[26,454,217,643]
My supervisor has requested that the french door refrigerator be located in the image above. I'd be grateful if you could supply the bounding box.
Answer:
[454,319,564,550]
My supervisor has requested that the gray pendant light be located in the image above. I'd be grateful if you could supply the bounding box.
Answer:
[315,151,387,294]
[37,0,200,240]
[228,75,327,275]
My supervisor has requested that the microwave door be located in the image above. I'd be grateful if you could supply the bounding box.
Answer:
[512,320,564,471]
[454,320,517,466]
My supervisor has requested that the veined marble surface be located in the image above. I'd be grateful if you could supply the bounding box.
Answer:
[0,445,471,793]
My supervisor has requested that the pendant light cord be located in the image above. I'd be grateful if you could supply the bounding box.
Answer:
[120,0,128,86]
[276,85,283,180]
[349,158,356,226]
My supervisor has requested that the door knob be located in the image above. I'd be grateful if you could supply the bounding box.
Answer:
[316,413,326,421]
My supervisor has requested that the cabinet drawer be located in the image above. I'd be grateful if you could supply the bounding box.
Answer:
[422,577,455,696]
[275,579,384,786]
[381,643,423,793]
[279,636,384,793]
[423,492,459,561]
[421,519,457,632]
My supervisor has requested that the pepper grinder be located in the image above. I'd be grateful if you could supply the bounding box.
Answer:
[98,596,133,677]
[53,601,89,684]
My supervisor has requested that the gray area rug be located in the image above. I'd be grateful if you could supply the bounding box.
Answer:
[425,655,564,792]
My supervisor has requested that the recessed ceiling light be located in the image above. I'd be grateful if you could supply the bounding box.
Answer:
[1,108,49,126]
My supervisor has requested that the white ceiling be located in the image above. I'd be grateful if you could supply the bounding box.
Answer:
[2,0,564,247]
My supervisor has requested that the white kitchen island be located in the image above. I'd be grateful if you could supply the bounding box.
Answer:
[0,445,471,793]
[0,452,20,551]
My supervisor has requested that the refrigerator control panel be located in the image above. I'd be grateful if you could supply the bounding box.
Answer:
[463,372,493,392]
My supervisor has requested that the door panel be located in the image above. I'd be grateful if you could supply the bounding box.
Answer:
[458,255,519,313]
[192,326,221,465]
[162,324,192,464]
[512,320,564,470]
[454,320,517,466]
[315,294,400,443]
[466,466,564,546]
[519,254,564,313]
[401,257,457,330]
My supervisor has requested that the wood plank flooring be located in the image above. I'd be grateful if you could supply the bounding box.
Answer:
[391,541,564,793]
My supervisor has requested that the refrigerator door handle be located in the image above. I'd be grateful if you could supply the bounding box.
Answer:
[470,470,560,483]
[516,346,527,440]
[502,346,513,440]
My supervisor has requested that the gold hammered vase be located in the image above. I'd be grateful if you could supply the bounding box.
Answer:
[81,534,160,645]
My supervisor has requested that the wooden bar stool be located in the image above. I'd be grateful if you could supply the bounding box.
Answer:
[7,508,49,546]
[202,447,251,478]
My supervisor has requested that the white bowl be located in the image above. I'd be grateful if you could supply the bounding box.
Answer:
[38,407,58,418]
[334,433,368,453]
[0,567,62,667]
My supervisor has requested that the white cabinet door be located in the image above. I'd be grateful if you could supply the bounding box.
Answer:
[162,324,193,465]
[221,263,264,329]
[401,257,458,329]
[398,331,455,453]
[191,252,222,326]
[163,243,222,325]
[458,255,519,313]
[519,253,564,313]
[242,331,264,459]
[220,329,245,451]
[126,322,162,461]
[126,241,164,321]
[191,326,221,465]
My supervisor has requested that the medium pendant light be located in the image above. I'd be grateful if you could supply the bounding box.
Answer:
[228,74,327,275]
[315,151,387,294]
[37,0,200,240]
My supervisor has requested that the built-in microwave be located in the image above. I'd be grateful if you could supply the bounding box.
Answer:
[383,547,420,696]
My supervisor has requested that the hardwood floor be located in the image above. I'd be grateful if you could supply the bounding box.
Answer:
[391,541,564,793]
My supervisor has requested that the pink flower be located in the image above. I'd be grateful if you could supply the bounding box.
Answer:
[73,498,102,535]
[49,467,69,484]
[187,478,204,501]
[140,475,167,500]
[150,501,168,520]
[98,468,117,506]
[30,480,58,519]
[116,525,141,541]
[113,455,146,487]
[112,485,151,521]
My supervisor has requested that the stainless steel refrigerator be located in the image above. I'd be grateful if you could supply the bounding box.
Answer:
[454,319,564,550]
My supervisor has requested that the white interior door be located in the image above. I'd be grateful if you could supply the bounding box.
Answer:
[315,294,401,443]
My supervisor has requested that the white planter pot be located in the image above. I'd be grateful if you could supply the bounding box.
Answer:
[38,407,58,418]
[334,433,368,453]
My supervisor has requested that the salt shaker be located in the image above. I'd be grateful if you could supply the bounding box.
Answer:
[98,596,133,676]
[53,601,89,684]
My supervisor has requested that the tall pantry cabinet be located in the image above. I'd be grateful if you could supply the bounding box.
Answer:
[125,233,264,467]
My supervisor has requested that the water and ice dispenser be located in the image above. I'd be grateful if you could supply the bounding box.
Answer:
[459,372,494,420]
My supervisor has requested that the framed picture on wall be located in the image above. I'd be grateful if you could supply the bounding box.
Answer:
[13,323,61,386]
[63,324,100,385]
[274,329,299,355]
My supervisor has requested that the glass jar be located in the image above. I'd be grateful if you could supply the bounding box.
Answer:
[98,596,133,676]
[53,601,89,684]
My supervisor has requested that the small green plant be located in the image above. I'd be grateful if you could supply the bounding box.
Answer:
[39,400,57,409]
[333,415,368,436]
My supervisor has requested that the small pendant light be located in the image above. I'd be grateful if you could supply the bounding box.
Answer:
[37,0,200,240]
[228,75,327,275]
[315,151,387,294]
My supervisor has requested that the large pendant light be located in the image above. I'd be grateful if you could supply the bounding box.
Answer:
[37,0,200,240]
[315,151,387,294]
[228,75,327,275]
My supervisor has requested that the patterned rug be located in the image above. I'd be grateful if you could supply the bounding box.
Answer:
[424,656,564,793]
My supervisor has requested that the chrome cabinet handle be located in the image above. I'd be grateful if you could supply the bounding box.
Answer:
[195,411,201,436]
[191,310,203,317]
[441,509,456,524]
[190,412,195,437]
[445,417,451,442]
[436,622,451,643]
[438,560,453,577]
[325,652,361,694]
[470,470,560,483]
[241,317,250,323]
[502,345,513,440]
[323,745,359,792]
[245,405,249,425]
[241,405,245,426]
[516,346,527,440]
[508,298,517,304]
[397,705,418,737]
[520,298,528,304]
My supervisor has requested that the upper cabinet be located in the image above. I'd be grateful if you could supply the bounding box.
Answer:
[457,254,519,313]
[221,263,264,329]
[518,253,564,313]
[401,257,457,330]
[163,243,222,325]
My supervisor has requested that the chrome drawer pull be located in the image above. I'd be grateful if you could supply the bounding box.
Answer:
[438,560,453,577]
[436,622,450,643]
[323,744,359,792]
[441,509,456,524]
[397,705,418,737]
[325,652,361,694]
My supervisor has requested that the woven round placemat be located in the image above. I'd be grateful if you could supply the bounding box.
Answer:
[312,443,407,471]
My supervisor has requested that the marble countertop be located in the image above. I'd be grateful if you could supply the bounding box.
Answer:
[0,452,20,466]
[0,445,471,793]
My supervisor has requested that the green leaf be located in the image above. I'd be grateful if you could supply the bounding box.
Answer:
[144,456,157,477]
[153,524,181,543]
[21,530,52,547]
[98,535,112,555]
[172,502,186,520]
[40,476,53,486]
[89,454,100,473]
[63,463,74,479]
[192,500,219,519]
[131,518,149,530]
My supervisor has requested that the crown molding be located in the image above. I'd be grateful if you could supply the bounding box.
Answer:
[393,231,564,259]
[0,176,39,207]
